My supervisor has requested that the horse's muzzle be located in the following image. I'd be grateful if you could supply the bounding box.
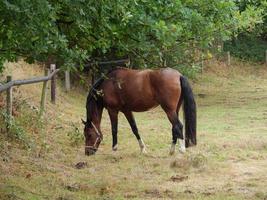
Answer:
[85,148,96,156]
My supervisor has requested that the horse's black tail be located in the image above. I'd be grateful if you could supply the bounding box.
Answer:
[180,76,197,147]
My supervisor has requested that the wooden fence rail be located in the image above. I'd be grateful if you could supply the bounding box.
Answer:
[0,64,60,132]
[0,68,59,93]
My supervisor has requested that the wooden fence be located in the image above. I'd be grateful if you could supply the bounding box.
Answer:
[0,64,60,130]
[225,50,267,66]
[0,59,130,129]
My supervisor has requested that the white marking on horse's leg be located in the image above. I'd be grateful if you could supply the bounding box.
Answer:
[169,143,176,155]
[112,144,118,151]
[178,139,186,153]
[138,139,147,154]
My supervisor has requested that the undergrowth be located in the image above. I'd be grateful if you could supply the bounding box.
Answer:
[0,98,47,154]
[67,122,83,146]
[0,111,31,149]
[224,35,267,63]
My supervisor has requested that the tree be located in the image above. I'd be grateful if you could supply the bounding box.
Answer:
[0,0,265,74]
[0,0,86,72]
[224,0,267,62]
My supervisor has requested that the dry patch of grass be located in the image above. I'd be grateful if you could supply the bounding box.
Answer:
[1,60,267,199]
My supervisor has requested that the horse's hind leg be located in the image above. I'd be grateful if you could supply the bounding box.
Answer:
[165,110,184,155]
[176,99,186,153]
[124,111,146,153]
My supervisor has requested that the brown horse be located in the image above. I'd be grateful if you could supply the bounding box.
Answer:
[82,67,196,156]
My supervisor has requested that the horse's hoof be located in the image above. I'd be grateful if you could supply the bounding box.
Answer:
[169,144,176,155]
[178,147,186,154]
[141,148,147,154]
[112,145,118,151]
[169,149,175,155]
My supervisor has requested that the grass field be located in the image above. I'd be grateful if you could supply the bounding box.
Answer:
[0,61,267,200]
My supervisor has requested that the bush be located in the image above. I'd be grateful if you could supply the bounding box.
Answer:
[0,111,32,149]
[67,123,83,147]
[224,35,267,63]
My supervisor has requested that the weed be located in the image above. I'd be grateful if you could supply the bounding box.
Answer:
[0,111,32,149]
[170,153,208,170]
[67,123,83,146]
[190,153,208,168]
[170,156,191,170]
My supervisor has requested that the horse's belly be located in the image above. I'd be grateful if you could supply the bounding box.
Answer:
[103,96,158,112]
[125,99,159,112]
[121,93,159,112]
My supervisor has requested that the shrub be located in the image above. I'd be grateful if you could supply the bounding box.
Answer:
[224,35,267,63]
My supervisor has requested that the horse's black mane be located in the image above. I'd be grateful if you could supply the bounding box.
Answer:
[86,77,104,125]
[86,67,128,124]
[87,67,128,98]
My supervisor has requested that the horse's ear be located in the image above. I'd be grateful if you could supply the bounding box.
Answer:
[81,119,86,125]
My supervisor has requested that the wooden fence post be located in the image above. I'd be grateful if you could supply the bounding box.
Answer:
[227,51,231,66]
[65,70,71,92]
[201,53,204,73]
[50,64,56,104]
[39,69,49,117]
[265,50,267,66]
[6,75,12,131]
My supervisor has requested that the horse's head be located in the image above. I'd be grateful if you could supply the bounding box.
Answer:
[82,119,102,156]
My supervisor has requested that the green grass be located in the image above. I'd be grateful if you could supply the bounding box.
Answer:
[1,62,267,199]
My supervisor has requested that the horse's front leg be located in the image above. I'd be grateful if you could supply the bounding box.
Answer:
[124,111,147,154]
[108,109,119,151]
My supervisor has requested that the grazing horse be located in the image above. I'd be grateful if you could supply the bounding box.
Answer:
[82,67,196,156]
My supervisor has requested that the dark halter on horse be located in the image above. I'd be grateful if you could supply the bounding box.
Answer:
[84,121,102,151]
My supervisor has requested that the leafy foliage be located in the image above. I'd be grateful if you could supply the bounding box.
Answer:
[0,0,265,74]
[234,0,267,37]
[224,35,267,63]
[0,0,87,71]
[224,0,267,63]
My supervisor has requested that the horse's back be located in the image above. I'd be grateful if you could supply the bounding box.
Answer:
[101,68,181,112]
